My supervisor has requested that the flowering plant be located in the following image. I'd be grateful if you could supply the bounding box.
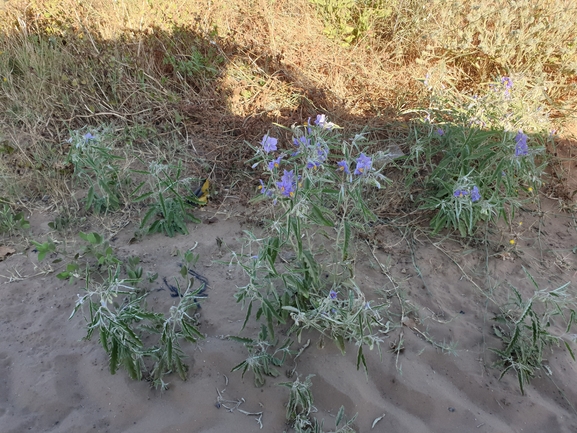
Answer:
[410,76,547,236]
[234,116,392,372]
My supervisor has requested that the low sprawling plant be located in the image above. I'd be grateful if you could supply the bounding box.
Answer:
[281,374,317,431]
[69,264,204,389]
[234,115,393,372]
[280,375,357,433]
[132,160,202,237]
[405,75,547,236]
[230,328,293,387]
[491,269,577,395]
[310,0,392,46]
[35,232,205,389]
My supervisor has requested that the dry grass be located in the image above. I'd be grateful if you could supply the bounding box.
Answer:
[0,0,576,206]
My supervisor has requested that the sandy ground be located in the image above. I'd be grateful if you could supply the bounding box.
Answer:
[1,197,577,433]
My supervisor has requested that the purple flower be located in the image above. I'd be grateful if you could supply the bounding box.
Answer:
[454,189,469,198]
[501,76,513,90]
[261,134,278,153]
[501,77,513,99]
[337,160,350,174]
[436,128,444,136]
[258,179,272,197]
[293,136,310,147]
[354,153,372,175]
[515,131,528,157]
[276,170,296,198]
[306,160,321,170]
[471,186,481,202]
[83,132,96,140]
[316,145,328,162]
[315,114,335,130]
[329,290,337,299]
[268,155,283,170]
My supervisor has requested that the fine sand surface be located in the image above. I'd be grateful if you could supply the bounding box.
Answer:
[1,198,577,433]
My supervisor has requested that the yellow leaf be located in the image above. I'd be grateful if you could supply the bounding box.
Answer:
[192,178,210,205]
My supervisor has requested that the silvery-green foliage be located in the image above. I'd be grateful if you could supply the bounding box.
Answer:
[235,116,393,374]
[491,268,577,395]
[66,128,129,213]
[406,76,547,236]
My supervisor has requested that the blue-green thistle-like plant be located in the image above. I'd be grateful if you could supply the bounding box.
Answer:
[234,115,393,372]
[66,129,129,214]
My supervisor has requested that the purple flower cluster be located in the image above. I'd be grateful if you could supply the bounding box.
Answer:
[293,136,310,148]
[454,186,481,202]
[470,186,481,202]
[453,189,469,198]
[306,160,321,170]
[354,153,372,175]
[514,131,528,157]
[277,170,297,198]
[501,76,513,89]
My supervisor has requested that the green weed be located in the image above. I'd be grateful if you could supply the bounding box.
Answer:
[67,129,130,214]
[491,269,577,395]
[0,204,30,235]
[230,330,293,387]
[132,160,202,237]
[310,0,391,46]
[34,231,204,389]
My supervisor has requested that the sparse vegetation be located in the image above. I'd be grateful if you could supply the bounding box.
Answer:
[1,0,576,430]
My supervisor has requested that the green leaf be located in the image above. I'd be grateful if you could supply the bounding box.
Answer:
[310,204,334,227]
[231,360,248,373]
[335,405,345,427]
[175,354,187,380]
[86,185,95,210]
[124,353,139,380]
[335,335,346,354]
[99,327,109,352]
[241,301,253,331]
[110,339,119,375]
[342,220,351,261]
[517,371,525,395]
[181,321,203,341]
[356,345,367,373]
[564,341,576,361]
[516,299,533,326]
[262,298,285,324]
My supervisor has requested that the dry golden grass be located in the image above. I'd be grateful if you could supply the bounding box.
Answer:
[0,0,576,204]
